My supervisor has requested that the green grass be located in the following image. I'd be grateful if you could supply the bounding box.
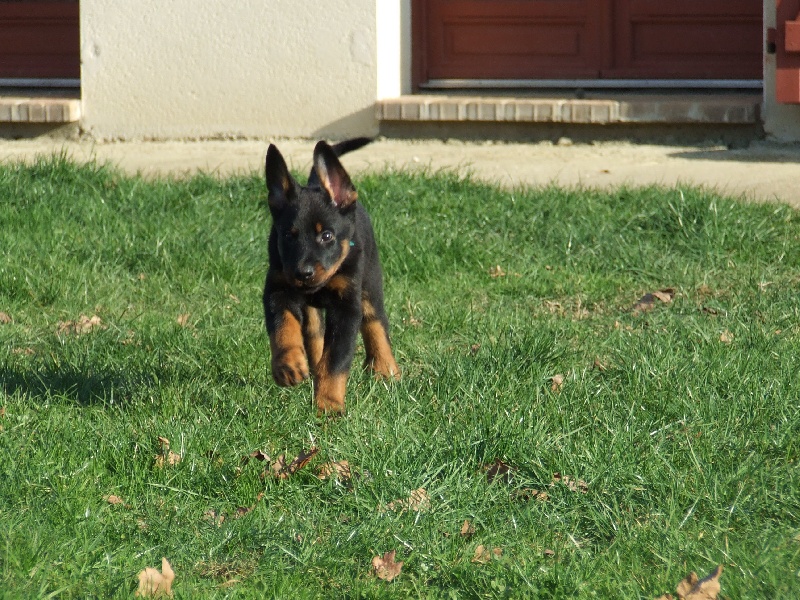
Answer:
[1,155,799,598]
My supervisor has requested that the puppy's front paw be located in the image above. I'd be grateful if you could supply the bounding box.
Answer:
[272,347,309,386]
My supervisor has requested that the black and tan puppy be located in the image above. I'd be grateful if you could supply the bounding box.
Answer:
[263,138,399,413]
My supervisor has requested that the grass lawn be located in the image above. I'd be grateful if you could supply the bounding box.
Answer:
[1,156,799,598]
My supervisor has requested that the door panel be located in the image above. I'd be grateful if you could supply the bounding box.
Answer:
[611,1,762,78]
[0,2,80,79]
[414,0,762,86]
[423,1,608,80]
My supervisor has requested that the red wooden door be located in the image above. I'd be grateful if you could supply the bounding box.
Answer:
[418,0,610,80]
[0,1,80,79]
[414,0,762,86]
[610,1,763,79]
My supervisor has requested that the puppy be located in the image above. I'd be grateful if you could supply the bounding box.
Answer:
[263,138,399,413]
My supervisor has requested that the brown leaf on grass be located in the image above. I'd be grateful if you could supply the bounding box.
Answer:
[719,330,733,344]
[57,314,104,336]
[264,447,318,480]
[12,347,35,355]
[460,519,476,538]
[104,494,129,507]
[656,565,723,600]
[489,265,506,278]
[372,550,403,582]
[632,288,675,314]
[0,312,12,324]
[382,488,431,513]
[471,545,503,564]
[287,447,319,474]
[203,509,226,527]
[176,313,191,327]
[250,449,270,462]
[135,557,175,598]
[592,358,608,372]
[204,493,263,526]
[317,460,352,482]
[154,437,181,468]
[484,458,513,483]
[550,374,565,392]
[268,454,288,479]
[241,449,271,467]
[551,472,588,494]
[511,488,549,502]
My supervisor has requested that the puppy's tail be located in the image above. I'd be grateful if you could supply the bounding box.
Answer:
[330,137,373,158]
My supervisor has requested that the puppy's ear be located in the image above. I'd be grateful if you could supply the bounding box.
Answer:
[313,141,358,209]
[265,144,295,212]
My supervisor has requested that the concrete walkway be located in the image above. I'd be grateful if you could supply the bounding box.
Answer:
[1,137,799,207]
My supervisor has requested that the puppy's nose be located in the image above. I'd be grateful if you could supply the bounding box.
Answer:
[295,265,315,281]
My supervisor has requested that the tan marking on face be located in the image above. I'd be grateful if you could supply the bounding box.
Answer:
[314,351,348,413]
[311,239,350,287]
[302,306,324,372]
[315,222,323,234]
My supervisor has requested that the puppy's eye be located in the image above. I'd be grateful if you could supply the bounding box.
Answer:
[319,230,334,243]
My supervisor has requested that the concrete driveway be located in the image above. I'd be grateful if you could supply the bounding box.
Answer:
[1,137,799,207]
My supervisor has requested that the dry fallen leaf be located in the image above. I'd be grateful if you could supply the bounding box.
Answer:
[719,330,733,344]
[203,508,225,527]
[317,460,352,481]
[471,545,503,564]
[382,488,431,513]
[0,312,12,324]
[551,472,588,494]
[248,450,270,462]
[265,447,318,480]
[632,288,675,313]
[154,437,181,468]
[657,565,723,600]
[511,488,549,502]
[372,550,403,582]
[460,519,476,538]
[104,494,127,506]
[550,374,565,392]
[57,314,104,336]
[176,313,191,327]
[135,557,175,598]
[484,458,513,484]
[287,447,319,474]
[489,265,506,278]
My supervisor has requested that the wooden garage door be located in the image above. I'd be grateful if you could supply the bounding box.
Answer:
[0,1,80,79]
[413,0,762,86]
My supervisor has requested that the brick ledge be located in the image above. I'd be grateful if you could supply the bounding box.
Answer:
[376,94,761,125]
[0,96,81,123]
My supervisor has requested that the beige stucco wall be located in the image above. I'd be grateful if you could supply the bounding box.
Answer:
[80,0,380,140]
[763,1,800,141]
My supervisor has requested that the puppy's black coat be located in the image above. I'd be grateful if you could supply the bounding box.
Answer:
[263,138,398,413]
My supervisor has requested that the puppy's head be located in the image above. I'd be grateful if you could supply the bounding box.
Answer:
[265,142,358,291]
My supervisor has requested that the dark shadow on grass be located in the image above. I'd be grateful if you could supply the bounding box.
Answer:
[1,364,156,406]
